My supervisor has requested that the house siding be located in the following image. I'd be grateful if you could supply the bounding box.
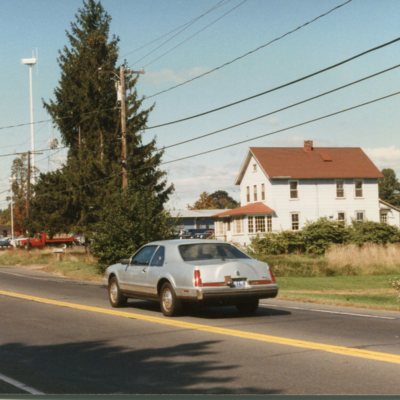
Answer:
[240,155,271,205]
[266,178,380,230]
[216,144,384,246]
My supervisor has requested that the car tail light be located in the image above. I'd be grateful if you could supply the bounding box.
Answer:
[269,267,276,283]
[194,269,202,287]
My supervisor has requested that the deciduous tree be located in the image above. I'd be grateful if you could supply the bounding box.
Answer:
[189,190,239,209]
[379,168,400,206]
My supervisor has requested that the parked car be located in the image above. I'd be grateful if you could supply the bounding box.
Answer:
[104,239,278,316]
[0,237,11,248]
[176,229,214,239]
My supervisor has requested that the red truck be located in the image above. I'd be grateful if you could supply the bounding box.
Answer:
[18,233,77,249]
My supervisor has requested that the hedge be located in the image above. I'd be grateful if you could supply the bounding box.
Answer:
[250,218,400,256]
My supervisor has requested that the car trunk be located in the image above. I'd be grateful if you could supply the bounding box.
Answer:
[186,259,272,287]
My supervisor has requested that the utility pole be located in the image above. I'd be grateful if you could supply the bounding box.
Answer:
[120,65,128,191]
[119,65,144,191]
[9,176,15,240]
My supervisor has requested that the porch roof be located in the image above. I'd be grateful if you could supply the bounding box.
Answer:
[215,202,274,217]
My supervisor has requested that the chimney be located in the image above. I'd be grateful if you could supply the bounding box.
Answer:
[304,140,314,152]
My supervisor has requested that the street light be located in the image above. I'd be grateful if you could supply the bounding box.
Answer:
[21,56,37,184]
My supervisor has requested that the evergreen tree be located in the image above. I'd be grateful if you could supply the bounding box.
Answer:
[41,0,120,232]
[31,0,173,257]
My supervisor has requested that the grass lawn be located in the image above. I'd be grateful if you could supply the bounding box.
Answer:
[277,275,400,311]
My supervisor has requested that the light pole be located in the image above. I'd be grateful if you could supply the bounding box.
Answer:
[21,57,37,184]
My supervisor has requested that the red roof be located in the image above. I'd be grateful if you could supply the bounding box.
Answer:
[236,145,383,183]
[216,202,274,217]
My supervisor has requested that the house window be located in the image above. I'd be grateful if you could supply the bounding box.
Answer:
[291,213,299,230]
[255,216,265,232]
[248,217,254,233]
[355,180,363,198]
[290,181,298,199]
[235,218,243,233]
[337,212,345,225]
[380,212,388,224]
[356,211,365,222]
[253,185,258,201]
[266,215,272,232]
[252,163,257,172]
[261,183,265,200]
[246,186,250,202]
[336,181,344,198]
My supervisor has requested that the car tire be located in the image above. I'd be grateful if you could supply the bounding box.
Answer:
[108,276,127,307]
[236,298,259,314]
[160,282,182,317]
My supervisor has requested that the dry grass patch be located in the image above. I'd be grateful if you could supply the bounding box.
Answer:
[325,243,400,275]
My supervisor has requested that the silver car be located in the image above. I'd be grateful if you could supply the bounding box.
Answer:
[105,239,278,316]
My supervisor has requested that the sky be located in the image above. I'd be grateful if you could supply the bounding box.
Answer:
[0,0,399,211]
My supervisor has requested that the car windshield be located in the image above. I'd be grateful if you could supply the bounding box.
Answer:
[178,243,250,261]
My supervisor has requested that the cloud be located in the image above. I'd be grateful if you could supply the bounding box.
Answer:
[166,161,240,210]
[364,146,400,172]
[143,66,209,85]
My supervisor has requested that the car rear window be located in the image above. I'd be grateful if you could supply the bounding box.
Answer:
[178,243,250,262]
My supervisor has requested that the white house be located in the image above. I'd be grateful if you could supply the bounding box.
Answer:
[379,199,400,227]
[215,140,384,245]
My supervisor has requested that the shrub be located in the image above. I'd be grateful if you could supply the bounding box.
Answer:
[91,189,175,269]
[349,221,400,245]
[249,230,304,256]
[302,218,349,255]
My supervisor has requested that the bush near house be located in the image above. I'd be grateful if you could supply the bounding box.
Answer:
[250,218,400,257]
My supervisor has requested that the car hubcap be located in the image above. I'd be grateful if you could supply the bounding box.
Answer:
[110,282,118,302]
[162,289,172,311]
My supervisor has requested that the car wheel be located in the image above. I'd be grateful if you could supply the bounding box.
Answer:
[236,299,259,314]
[108,276,127,307]
[160,282,182,317]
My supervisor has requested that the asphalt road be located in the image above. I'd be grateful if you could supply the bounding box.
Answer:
[0,266,399,395]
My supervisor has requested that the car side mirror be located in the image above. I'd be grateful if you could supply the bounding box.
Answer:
[119,258,130,265]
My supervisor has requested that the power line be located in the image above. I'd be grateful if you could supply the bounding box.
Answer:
[142,0,248,68]
[0,106,119,133]
[4,90,398,204]
[146,36,400,129]
[2,55,393,168]
[160,90,400,166]
[144,0,353,99]
[161,63,400,150]
[129,0,230,65]
[0,145,67,159]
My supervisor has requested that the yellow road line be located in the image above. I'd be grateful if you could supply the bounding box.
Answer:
[1,289,399,365]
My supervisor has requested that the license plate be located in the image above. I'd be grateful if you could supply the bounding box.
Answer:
[233,279,246,288]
